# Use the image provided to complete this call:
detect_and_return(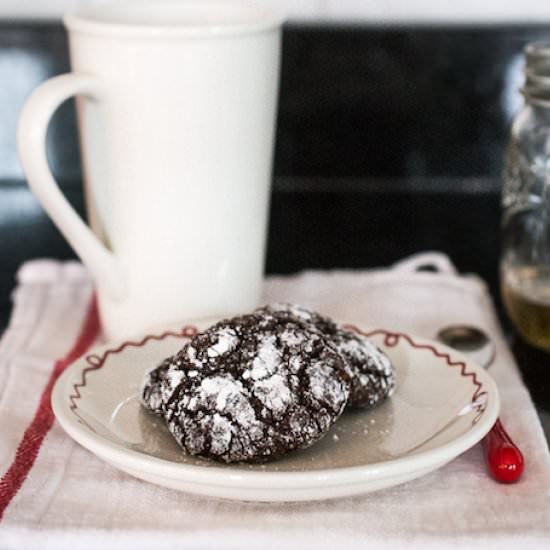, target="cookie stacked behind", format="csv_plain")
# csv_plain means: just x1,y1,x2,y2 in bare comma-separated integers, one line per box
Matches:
255,304,395,409
142,304,395,464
